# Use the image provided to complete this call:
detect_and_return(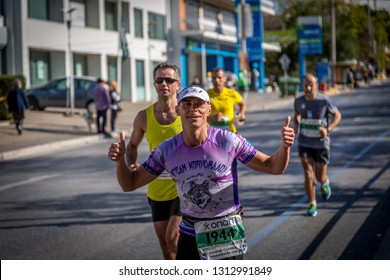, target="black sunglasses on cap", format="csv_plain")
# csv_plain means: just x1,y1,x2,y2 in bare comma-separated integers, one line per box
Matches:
154,77,178,84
